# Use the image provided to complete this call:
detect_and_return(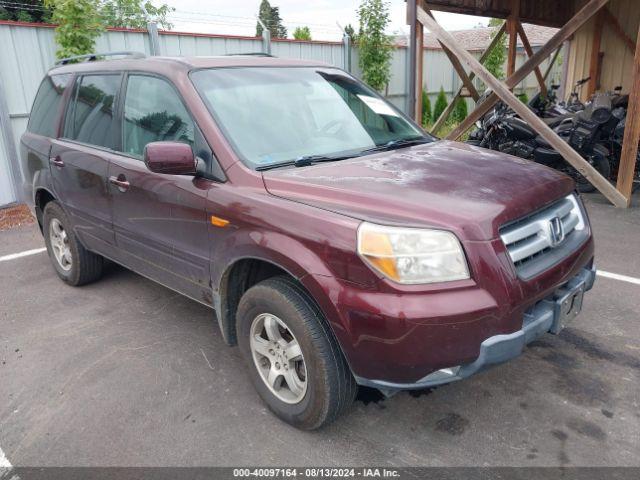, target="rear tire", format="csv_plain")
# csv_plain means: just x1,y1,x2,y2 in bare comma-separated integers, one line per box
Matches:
576,155,611,193
237,276,357,430
43,201,103,286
